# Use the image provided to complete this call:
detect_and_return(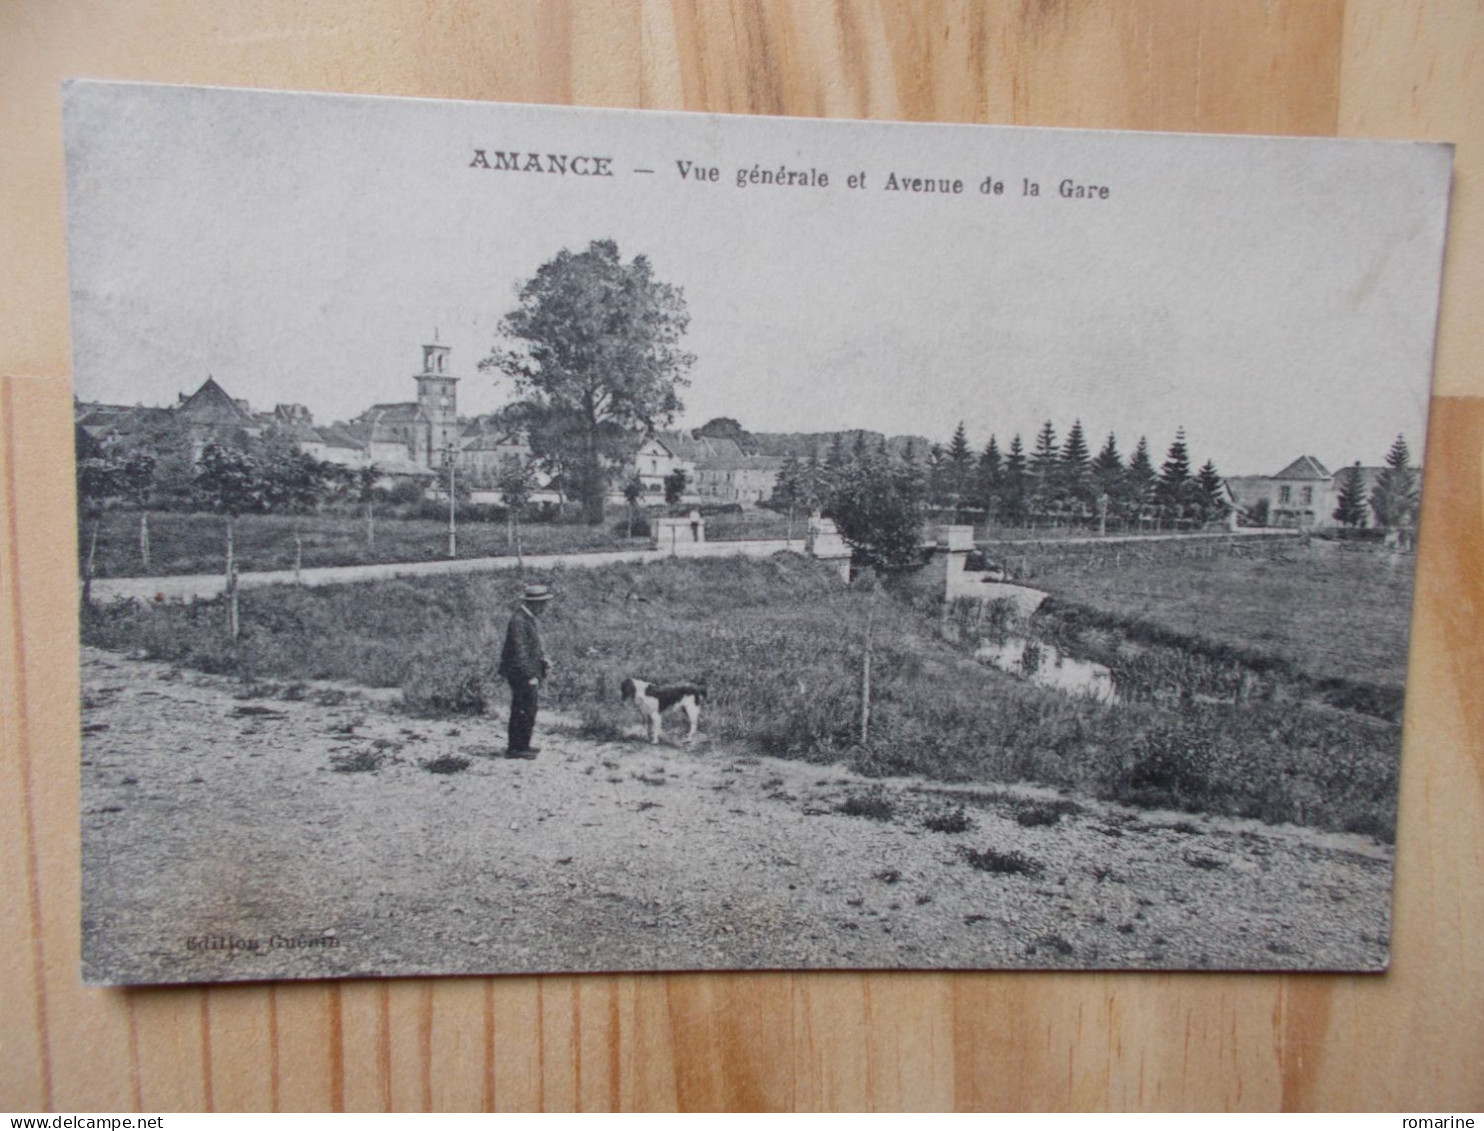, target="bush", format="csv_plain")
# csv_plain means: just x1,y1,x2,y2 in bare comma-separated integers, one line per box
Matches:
611,514,652,539
575,702,631,743
420,755,471,774
1119,728,1222,809
382,478,433,506
923,806,973,833
960,847,1043,876
330,748,384,773
1014,799,1082,827
411,499,507,524
838,789,895,821
400,646,494,717
826,460,926,572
